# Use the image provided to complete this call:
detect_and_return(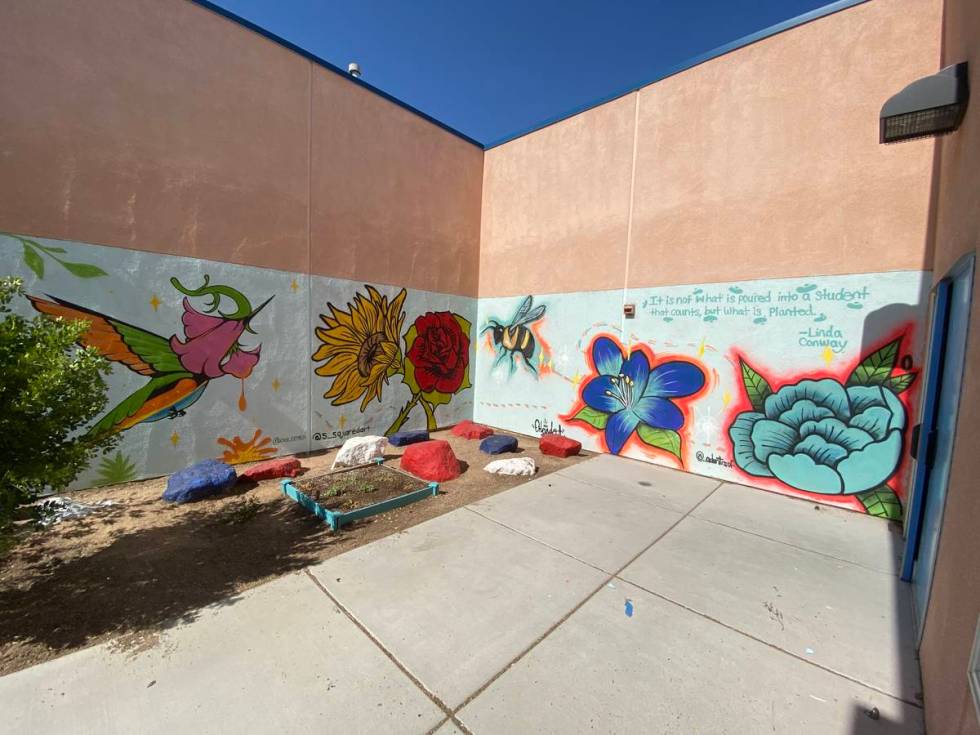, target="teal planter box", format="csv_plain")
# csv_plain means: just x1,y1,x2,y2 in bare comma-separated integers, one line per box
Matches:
280,464,437,532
